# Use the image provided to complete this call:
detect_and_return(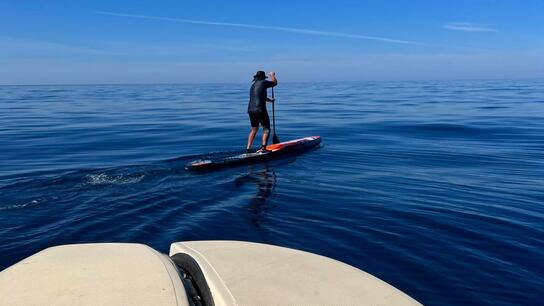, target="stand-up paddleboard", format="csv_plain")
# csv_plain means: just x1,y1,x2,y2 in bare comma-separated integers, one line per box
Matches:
186,136,321,171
